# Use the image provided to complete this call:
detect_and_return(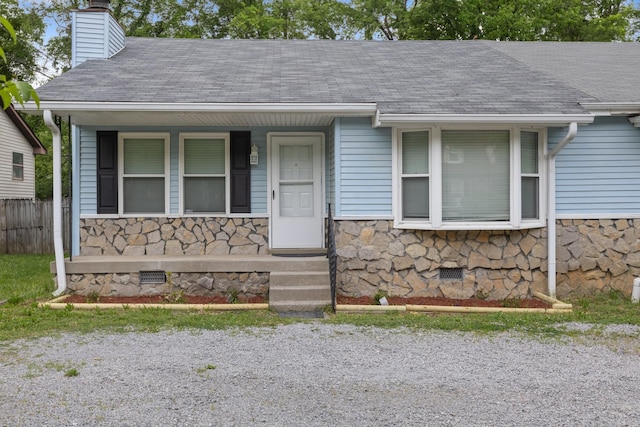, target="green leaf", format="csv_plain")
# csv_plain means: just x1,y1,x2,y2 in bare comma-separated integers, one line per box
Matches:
1,91,11,109
0,16,17,43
